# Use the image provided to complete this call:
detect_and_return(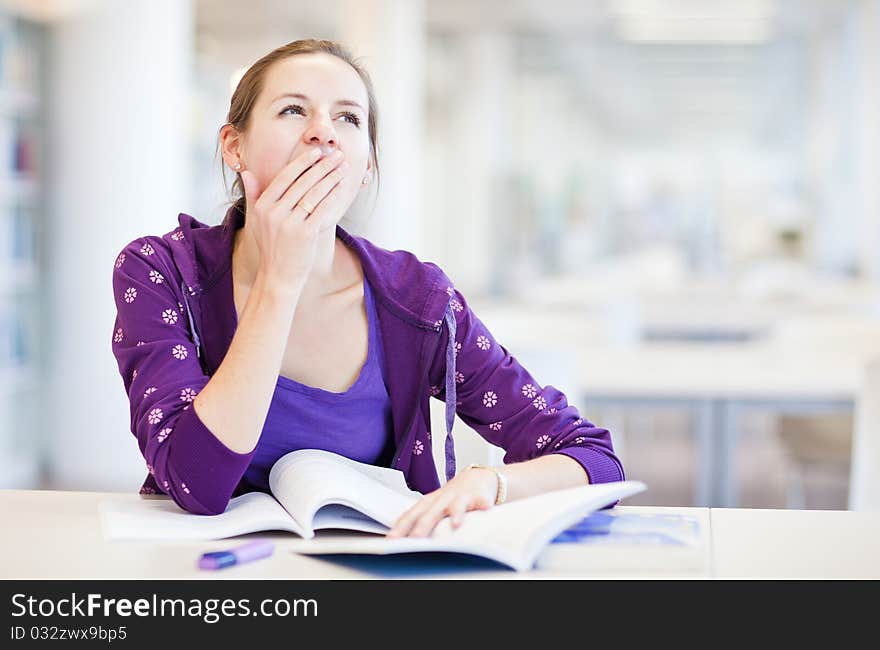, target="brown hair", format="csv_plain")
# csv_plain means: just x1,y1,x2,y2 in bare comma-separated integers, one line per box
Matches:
217,39,380,227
